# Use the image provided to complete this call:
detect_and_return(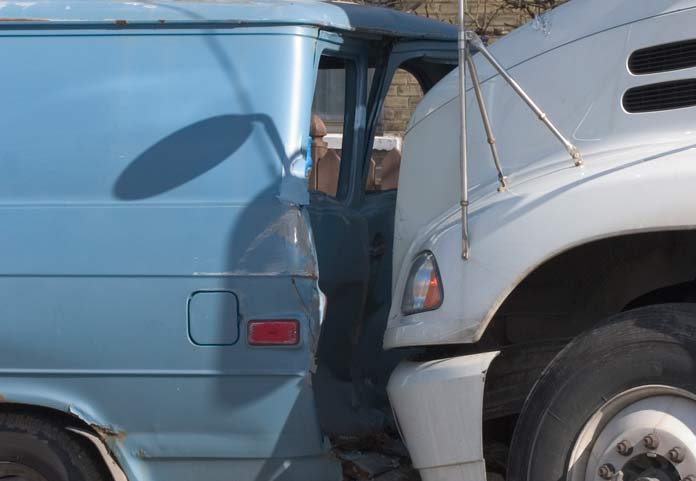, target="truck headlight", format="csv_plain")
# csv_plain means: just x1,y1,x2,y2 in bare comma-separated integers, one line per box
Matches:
401,251,443,315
